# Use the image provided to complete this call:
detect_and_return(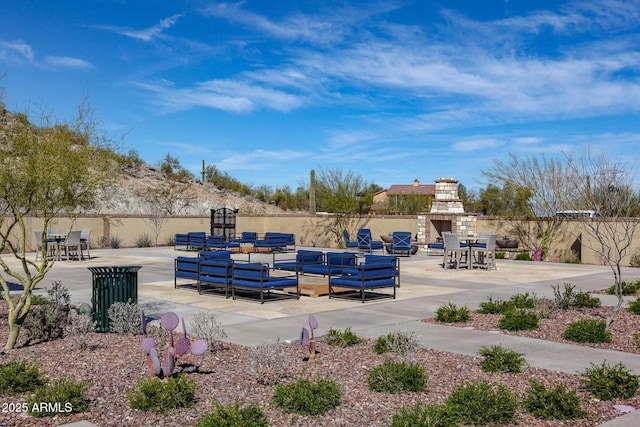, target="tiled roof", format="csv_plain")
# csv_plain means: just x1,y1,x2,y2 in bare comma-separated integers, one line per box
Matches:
387,184,435,196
